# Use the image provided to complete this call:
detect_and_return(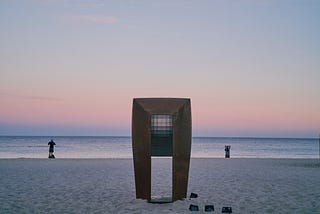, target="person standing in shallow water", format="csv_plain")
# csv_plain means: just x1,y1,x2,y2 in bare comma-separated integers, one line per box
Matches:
48,139,56,158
